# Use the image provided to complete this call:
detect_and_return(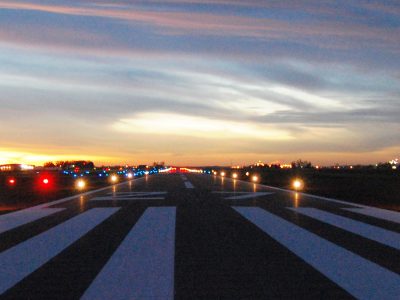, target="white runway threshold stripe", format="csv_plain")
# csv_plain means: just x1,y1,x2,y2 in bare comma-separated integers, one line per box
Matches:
0,208,64,235
92,197,165,201
82,207,176,300
224,192,274,200
106,192,167,196
343,207,400,224
289,207,400,250
234,207,400,300
0,207,120,295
